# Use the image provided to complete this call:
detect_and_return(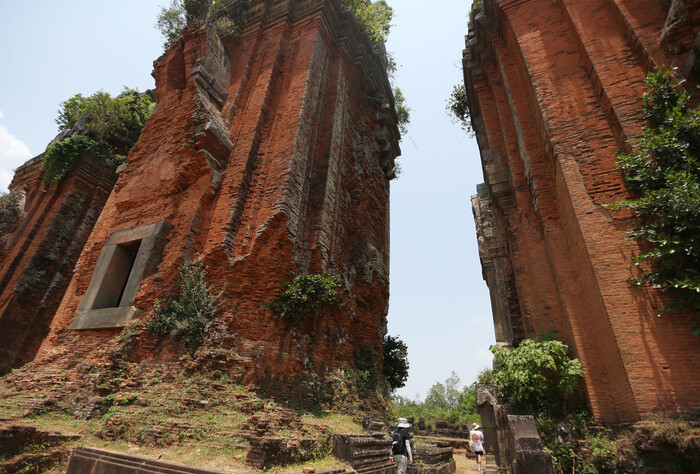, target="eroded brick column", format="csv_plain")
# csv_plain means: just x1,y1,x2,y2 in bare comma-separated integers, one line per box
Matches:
466,0,700,422
39,0,400,393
